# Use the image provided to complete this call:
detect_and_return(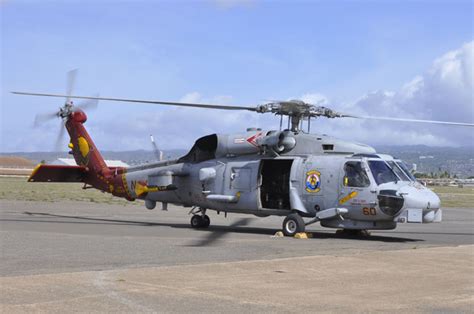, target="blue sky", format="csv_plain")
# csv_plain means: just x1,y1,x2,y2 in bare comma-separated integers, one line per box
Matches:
1,0,473,152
